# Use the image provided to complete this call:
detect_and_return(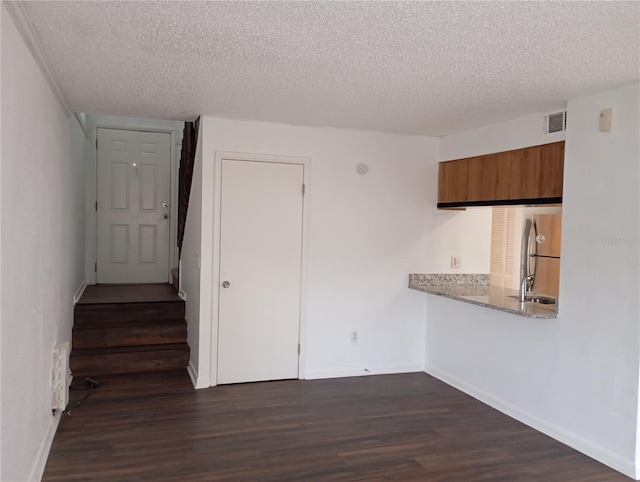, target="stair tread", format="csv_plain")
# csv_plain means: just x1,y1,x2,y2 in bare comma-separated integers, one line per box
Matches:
71,343,189,356
74,302,184,312
76,299,184,307
74,301,185,325
73,318,187,328
78,283,181,304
